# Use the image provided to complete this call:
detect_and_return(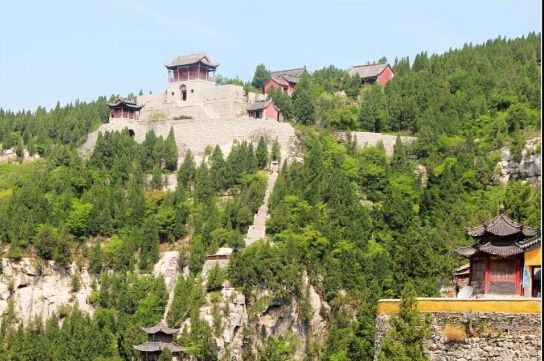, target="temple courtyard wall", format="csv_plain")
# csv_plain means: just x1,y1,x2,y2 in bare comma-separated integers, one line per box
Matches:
374,298,542,361
81,117,295,164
